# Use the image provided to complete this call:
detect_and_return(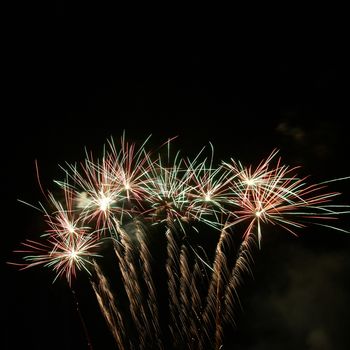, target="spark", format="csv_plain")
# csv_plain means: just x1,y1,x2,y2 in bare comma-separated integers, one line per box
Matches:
13,232,102,286
142,151,193,229
12,137,350,291
40,191,90,240
186,143,234,229
10,135,350,350
204,193,212,202
97,192,114,212
226,150,350,246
